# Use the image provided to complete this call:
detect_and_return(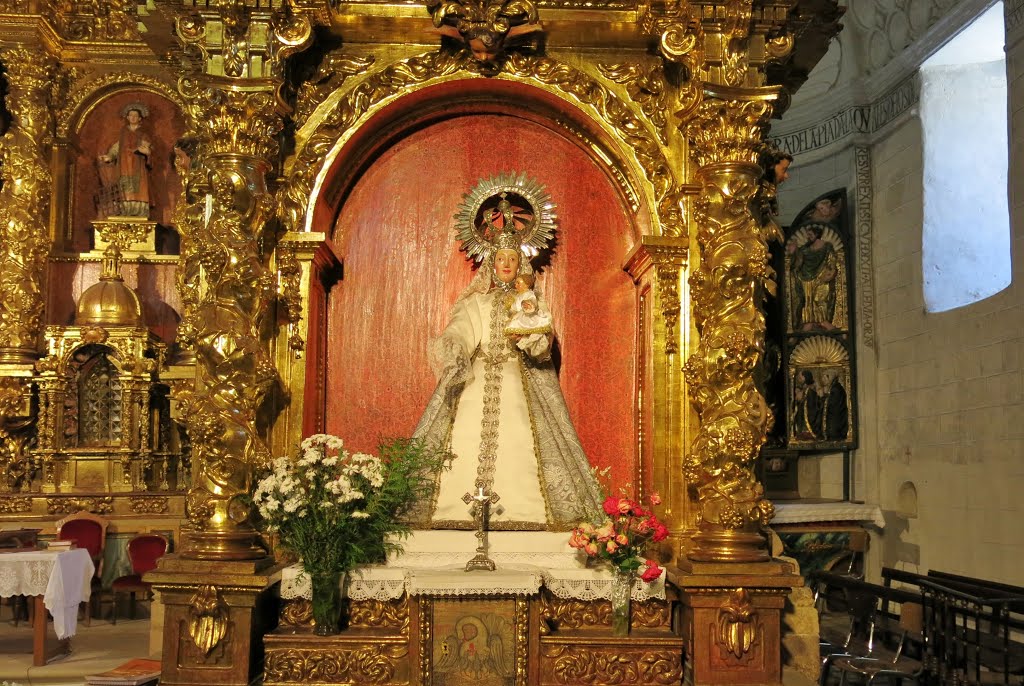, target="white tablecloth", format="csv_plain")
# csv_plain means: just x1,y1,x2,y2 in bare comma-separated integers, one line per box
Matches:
772,502,885,528
0,548,95,639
